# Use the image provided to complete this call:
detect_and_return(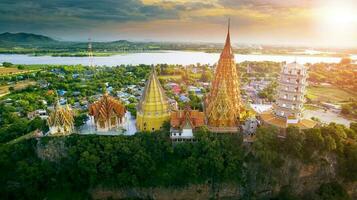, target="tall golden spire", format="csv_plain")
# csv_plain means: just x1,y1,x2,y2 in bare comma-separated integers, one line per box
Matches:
136,67,171,132
221,18,233,59
205,19,243,133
